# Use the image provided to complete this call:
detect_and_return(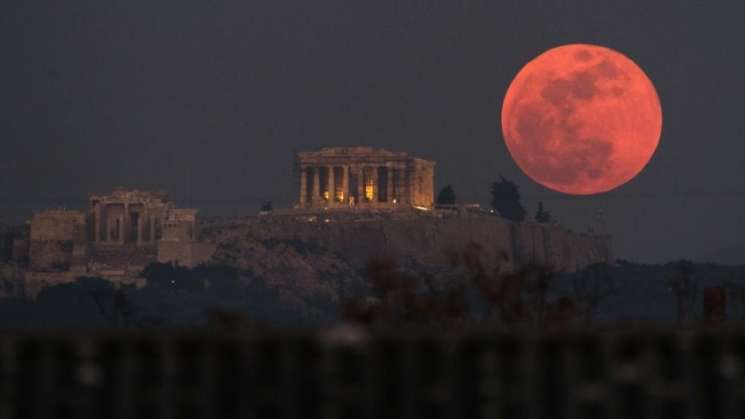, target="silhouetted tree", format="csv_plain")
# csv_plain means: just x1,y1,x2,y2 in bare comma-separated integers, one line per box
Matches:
33,278,126,328
666,260,698,323
341,243,577,329
436,185,456,205
490,176,526,221
534,201,553,223
724,268,745,320
572,263,616,324
260,201,273,212
77,277,134,327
